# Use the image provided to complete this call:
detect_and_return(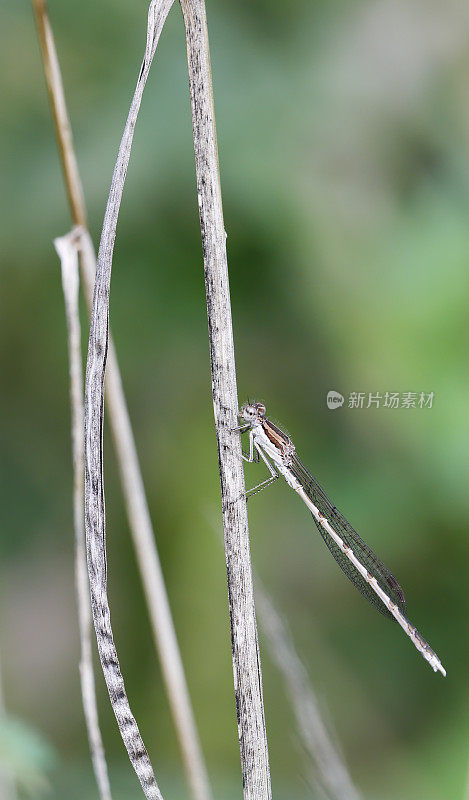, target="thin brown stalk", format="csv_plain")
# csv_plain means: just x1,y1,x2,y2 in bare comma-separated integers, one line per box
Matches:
33,3,212,799
55,230,112,800
32,0,86,227
80,229,212,800
180,2,272,798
